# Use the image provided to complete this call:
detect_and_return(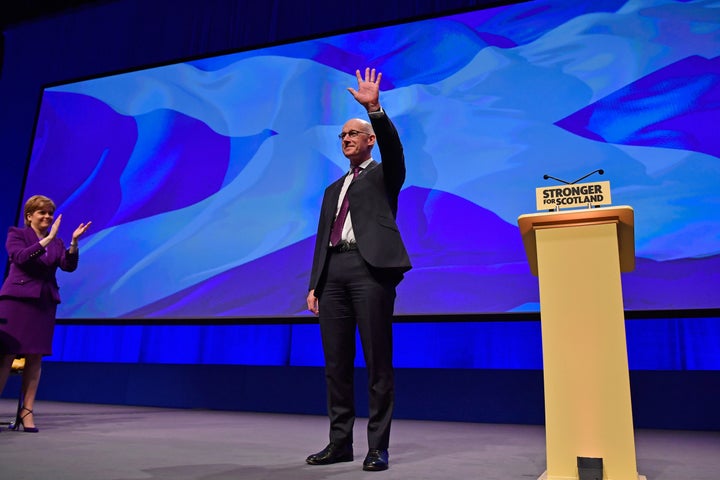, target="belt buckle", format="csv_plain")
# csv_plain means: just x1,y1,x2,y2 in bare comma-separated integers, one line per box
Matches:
335,241,355,252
